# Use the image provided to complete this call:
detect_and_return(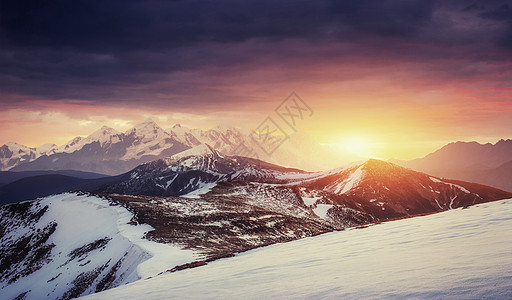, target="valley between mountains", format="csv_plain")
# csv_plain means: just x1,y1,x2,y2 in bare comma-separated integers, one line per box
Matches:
1,141,511,300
